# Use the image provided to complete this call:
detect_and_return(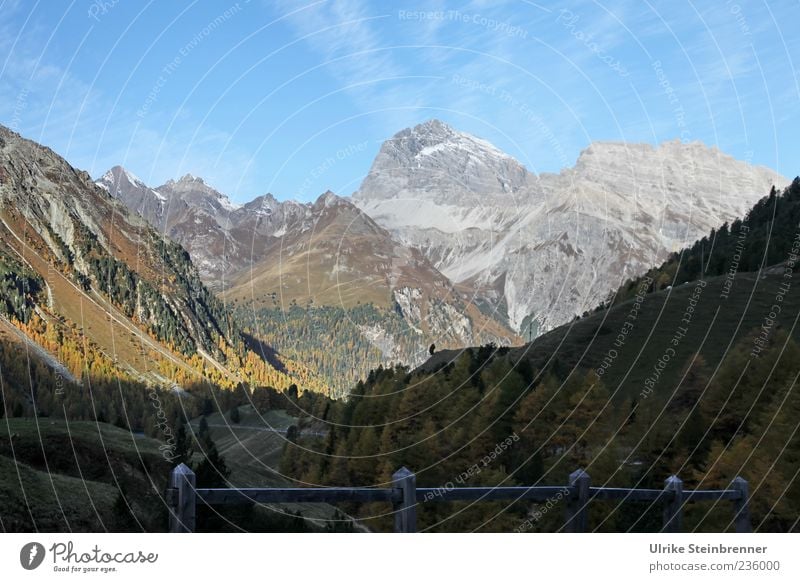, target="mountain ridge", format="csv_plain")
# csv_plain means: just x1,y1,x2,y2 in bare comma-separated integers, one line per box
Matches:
95,119,786,390
353,119,788,334
0,124,328,393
